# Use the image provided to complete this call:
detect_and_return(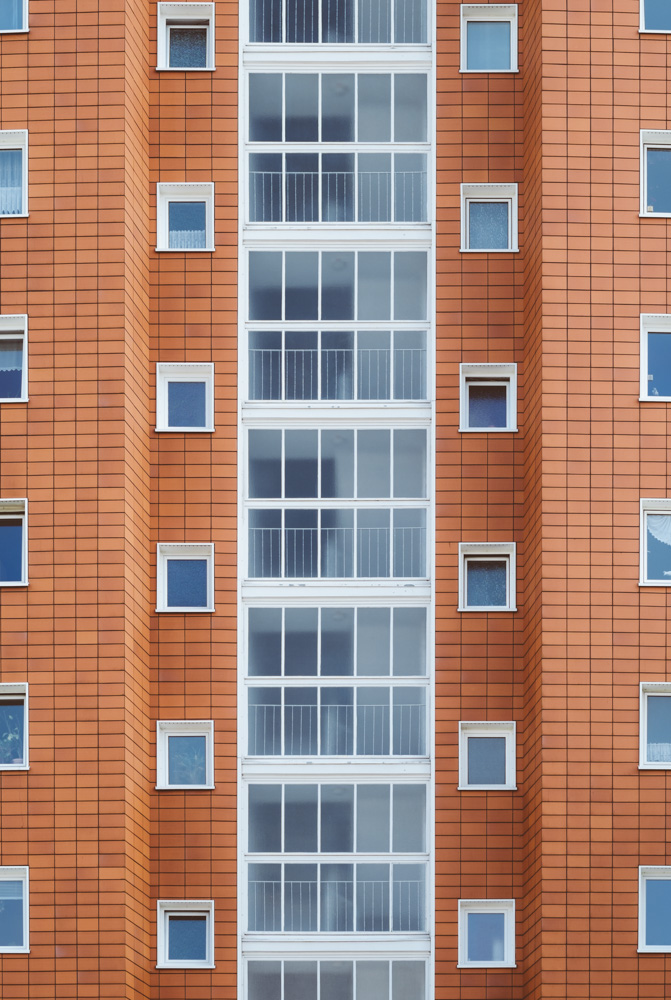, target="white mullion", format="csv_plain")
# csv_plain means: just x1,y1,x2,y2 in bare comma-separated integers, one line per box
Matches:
354,75,359,141
281,606,286,676
389,330,395,401
389,250,394,323
280,685,286,758
316,685,322,757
